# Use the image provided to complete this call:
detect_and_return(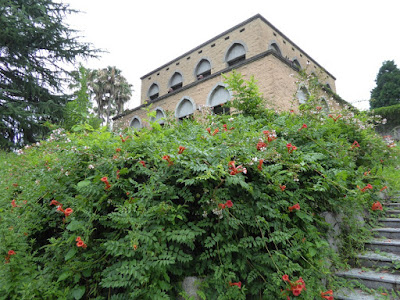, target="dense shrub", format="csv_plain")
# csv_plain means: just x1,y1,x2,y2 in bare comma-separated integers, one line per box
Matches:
1,102,398,299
